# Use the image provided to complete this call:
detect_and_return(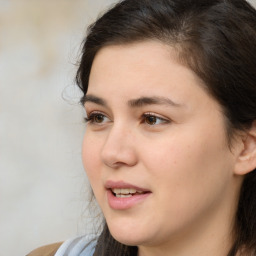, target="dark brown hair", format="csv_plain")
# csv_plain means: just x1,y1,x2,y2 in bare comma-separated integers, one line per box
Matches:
76,0,256,255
